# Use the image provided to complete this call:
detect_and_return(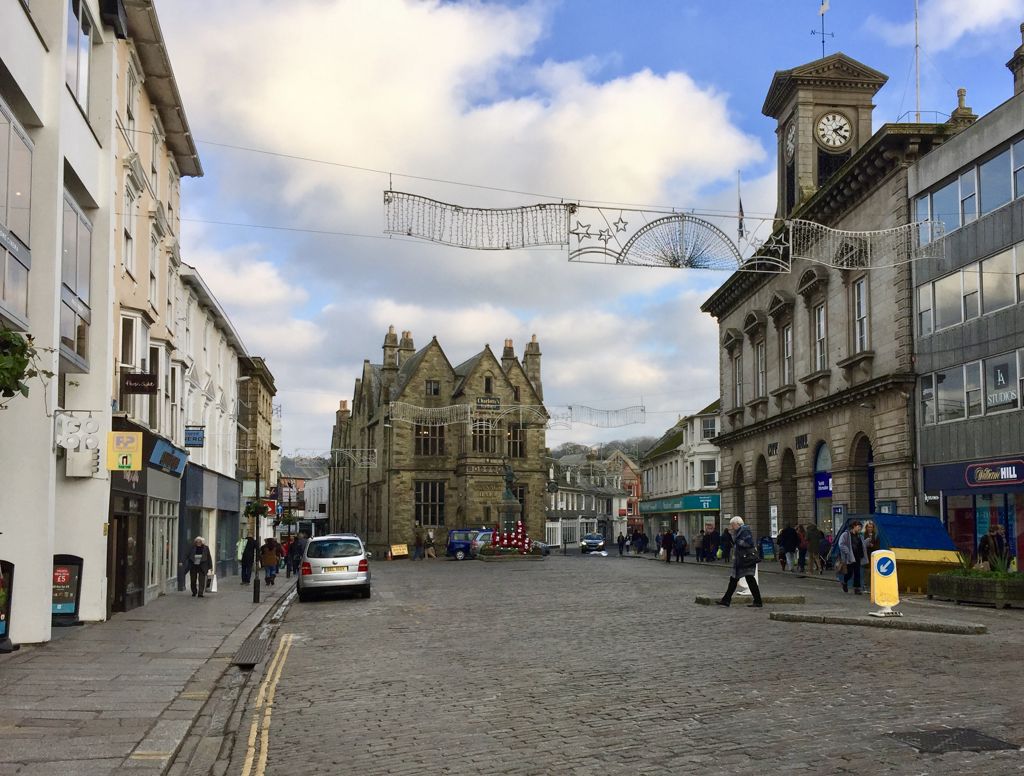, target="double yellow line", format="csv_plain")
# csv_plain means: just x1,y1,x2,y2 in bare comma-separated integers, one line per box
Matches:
240,632,294,776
